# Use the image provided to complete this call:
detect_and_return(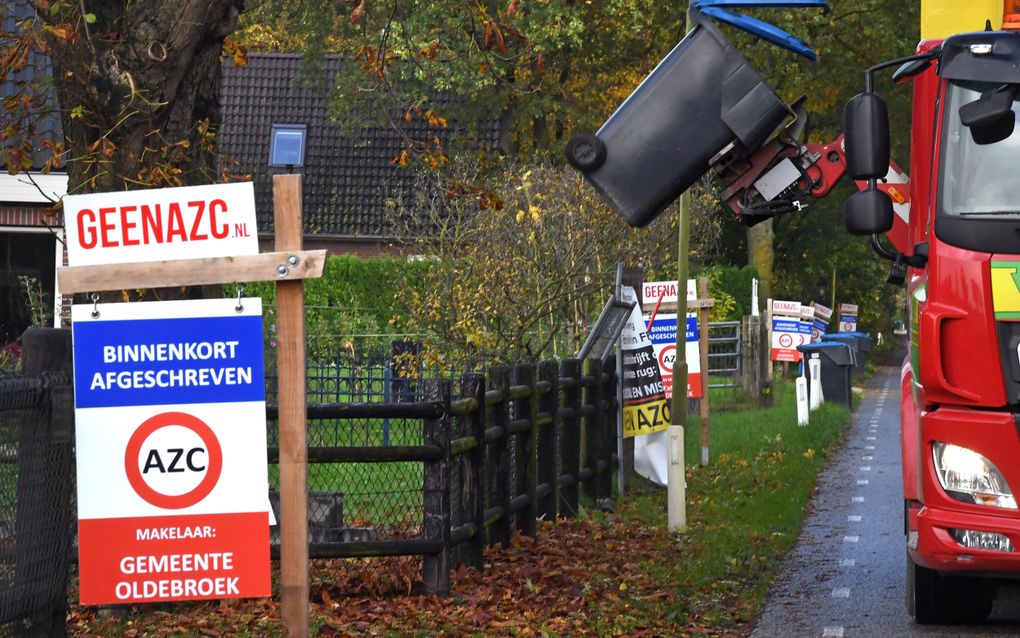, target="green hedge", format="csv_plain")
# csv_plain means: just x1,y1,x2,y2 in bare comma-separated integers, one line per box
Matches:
233,254,430,359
